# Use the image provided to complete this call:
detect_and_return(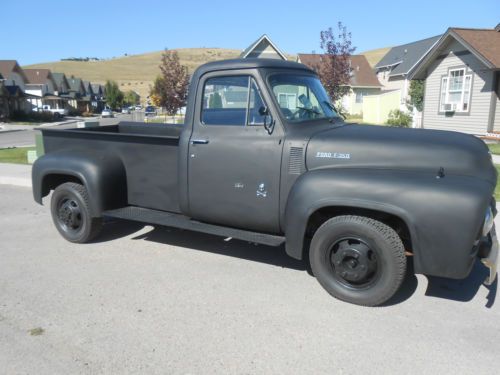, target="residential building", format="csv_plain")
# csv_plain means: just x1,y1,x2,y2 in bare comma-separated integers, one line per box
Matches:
411,25,500,135
0,60,31,113
52,72,70,96
375,36,440,107
23,69,57,109
297,54,382,115
240,34,288,60
67,77,89,112
0,77,9,119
